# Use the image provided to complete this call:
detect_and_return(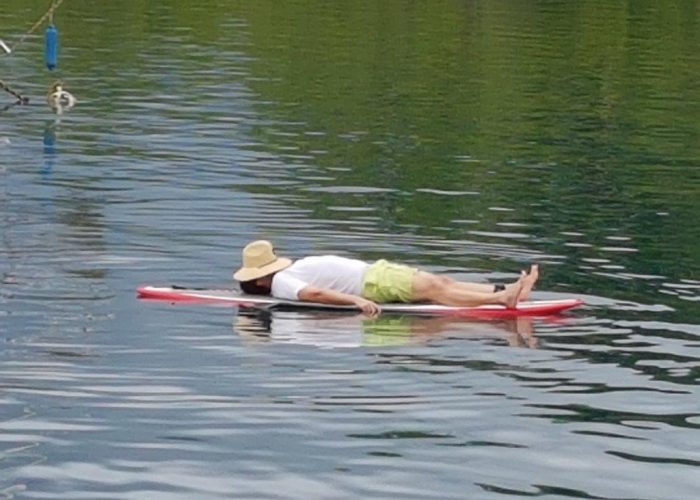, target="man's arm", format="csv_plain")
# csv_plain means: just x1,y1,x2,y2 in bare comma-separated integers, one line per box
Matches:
298,285,381,316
